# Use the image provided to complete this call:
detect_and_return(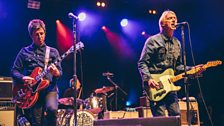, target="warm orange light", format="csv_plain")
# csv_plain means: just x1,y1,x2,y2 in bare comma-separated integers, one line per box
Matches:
148,9,157,15
96,2,101,6
152,10,157,14
101,2,106,7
